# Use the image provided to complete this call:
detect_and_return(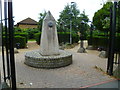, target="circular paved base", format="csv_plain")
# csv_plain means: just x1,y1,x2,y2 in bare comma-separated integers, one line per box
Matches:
24,50,72,69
